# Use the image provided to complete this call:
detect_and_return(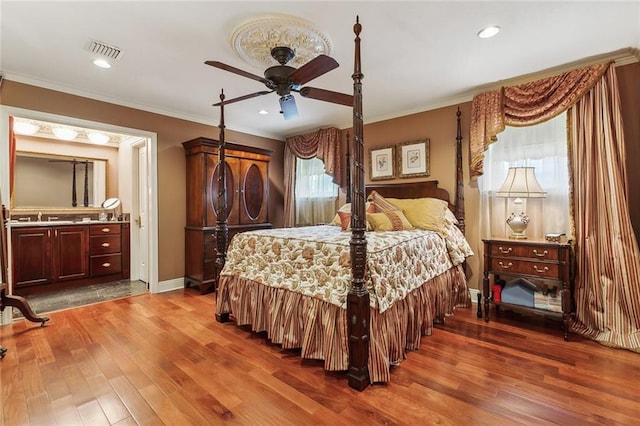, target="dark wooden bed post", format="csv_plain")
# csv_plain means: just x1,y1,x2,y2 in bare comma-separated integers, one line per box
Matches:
455,107,465,235
345,132,351,204
214,90,229,322
347,16,370,391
